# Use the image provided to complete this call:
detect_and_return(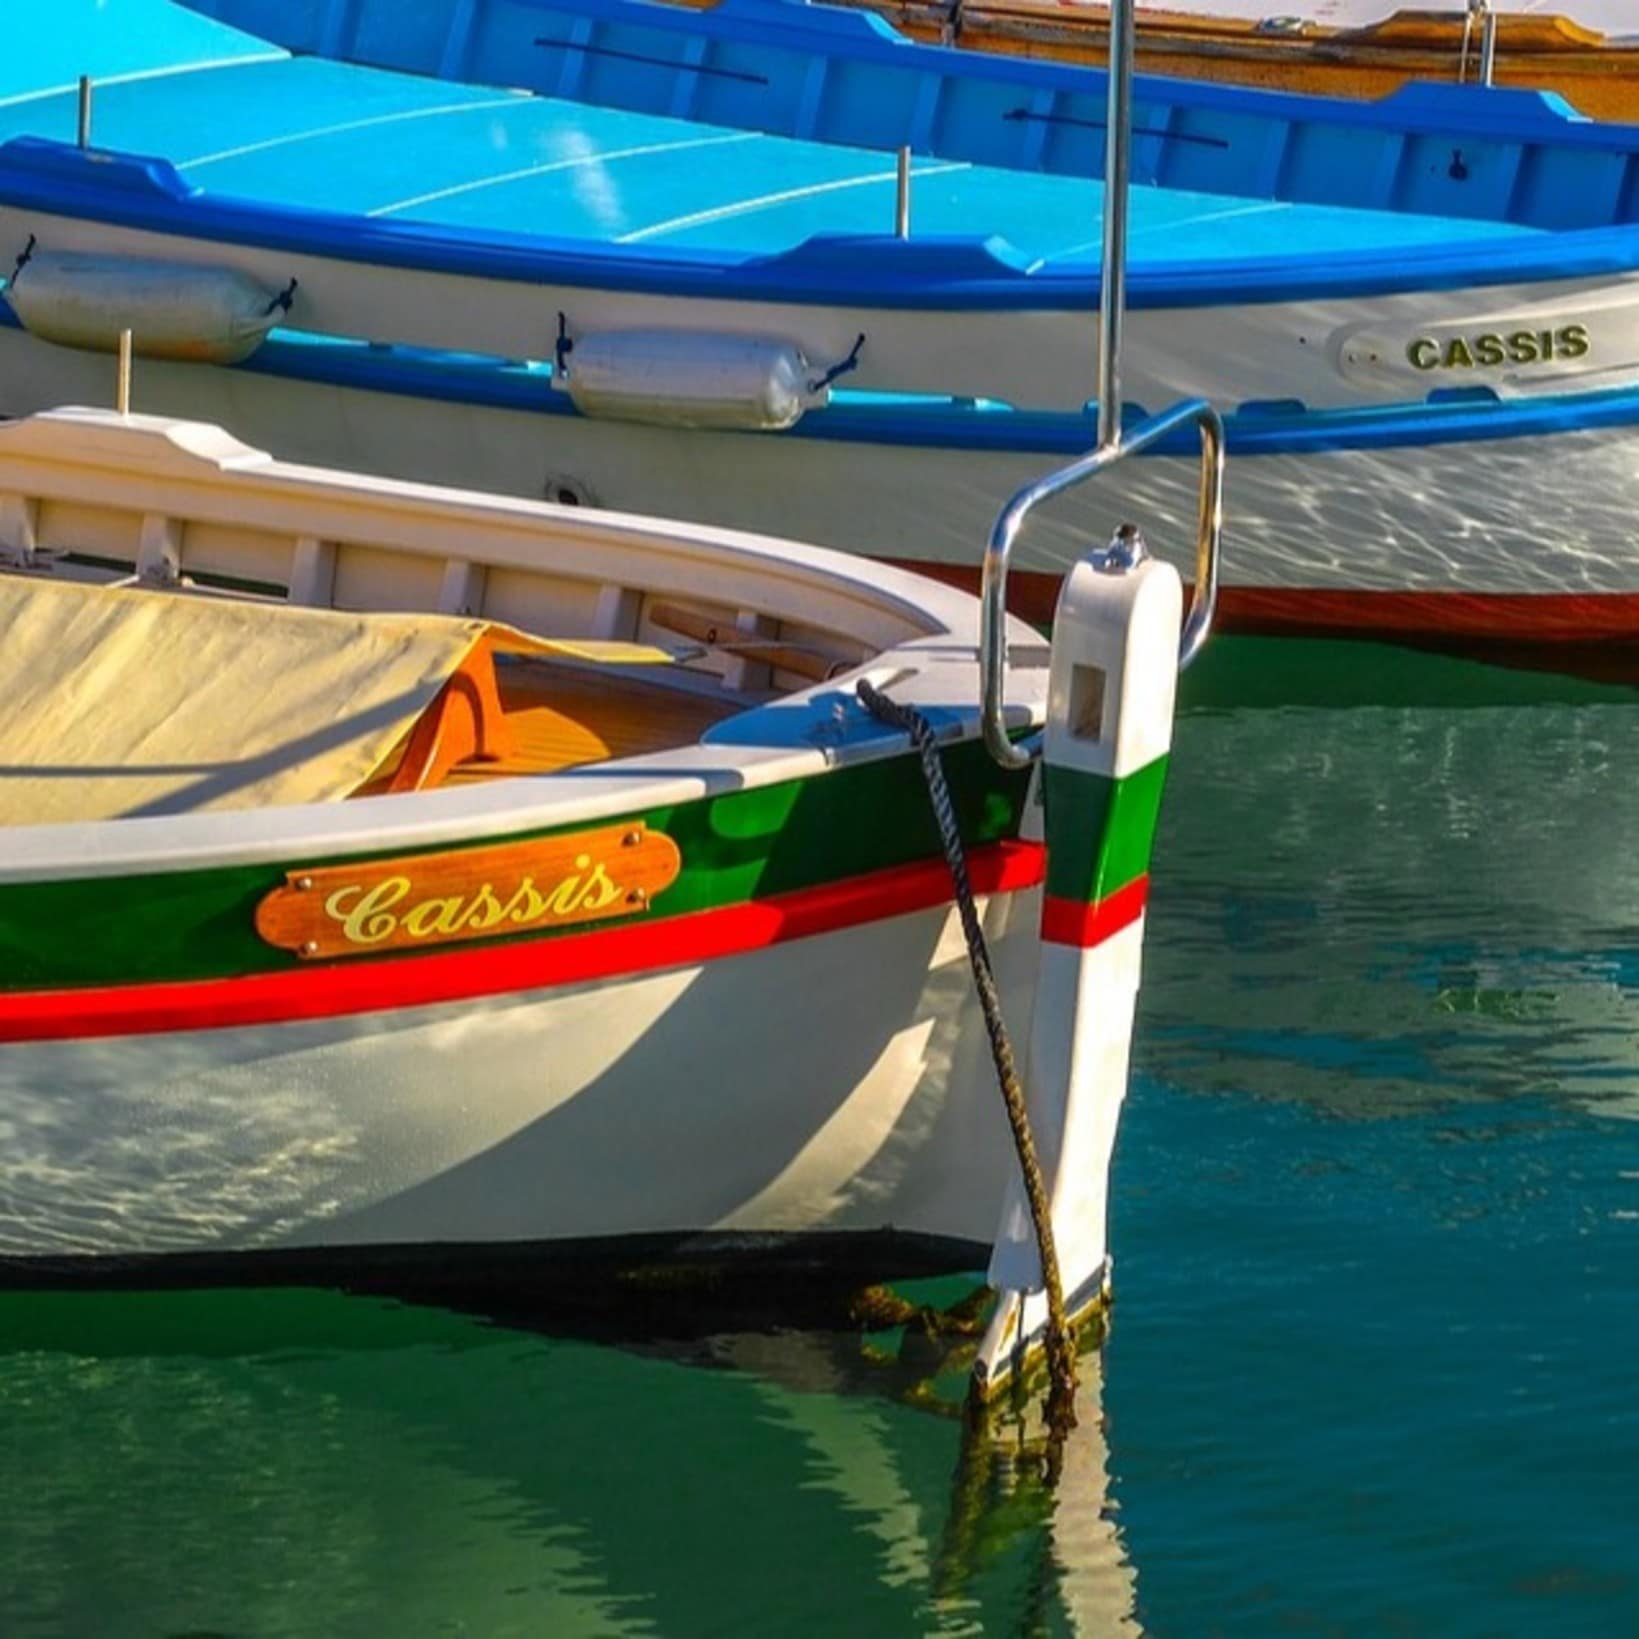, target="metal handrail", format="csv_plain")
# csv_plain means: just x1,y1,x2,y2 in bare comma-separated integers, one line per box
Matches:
1459,0,1497,88
978,397,1225,770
